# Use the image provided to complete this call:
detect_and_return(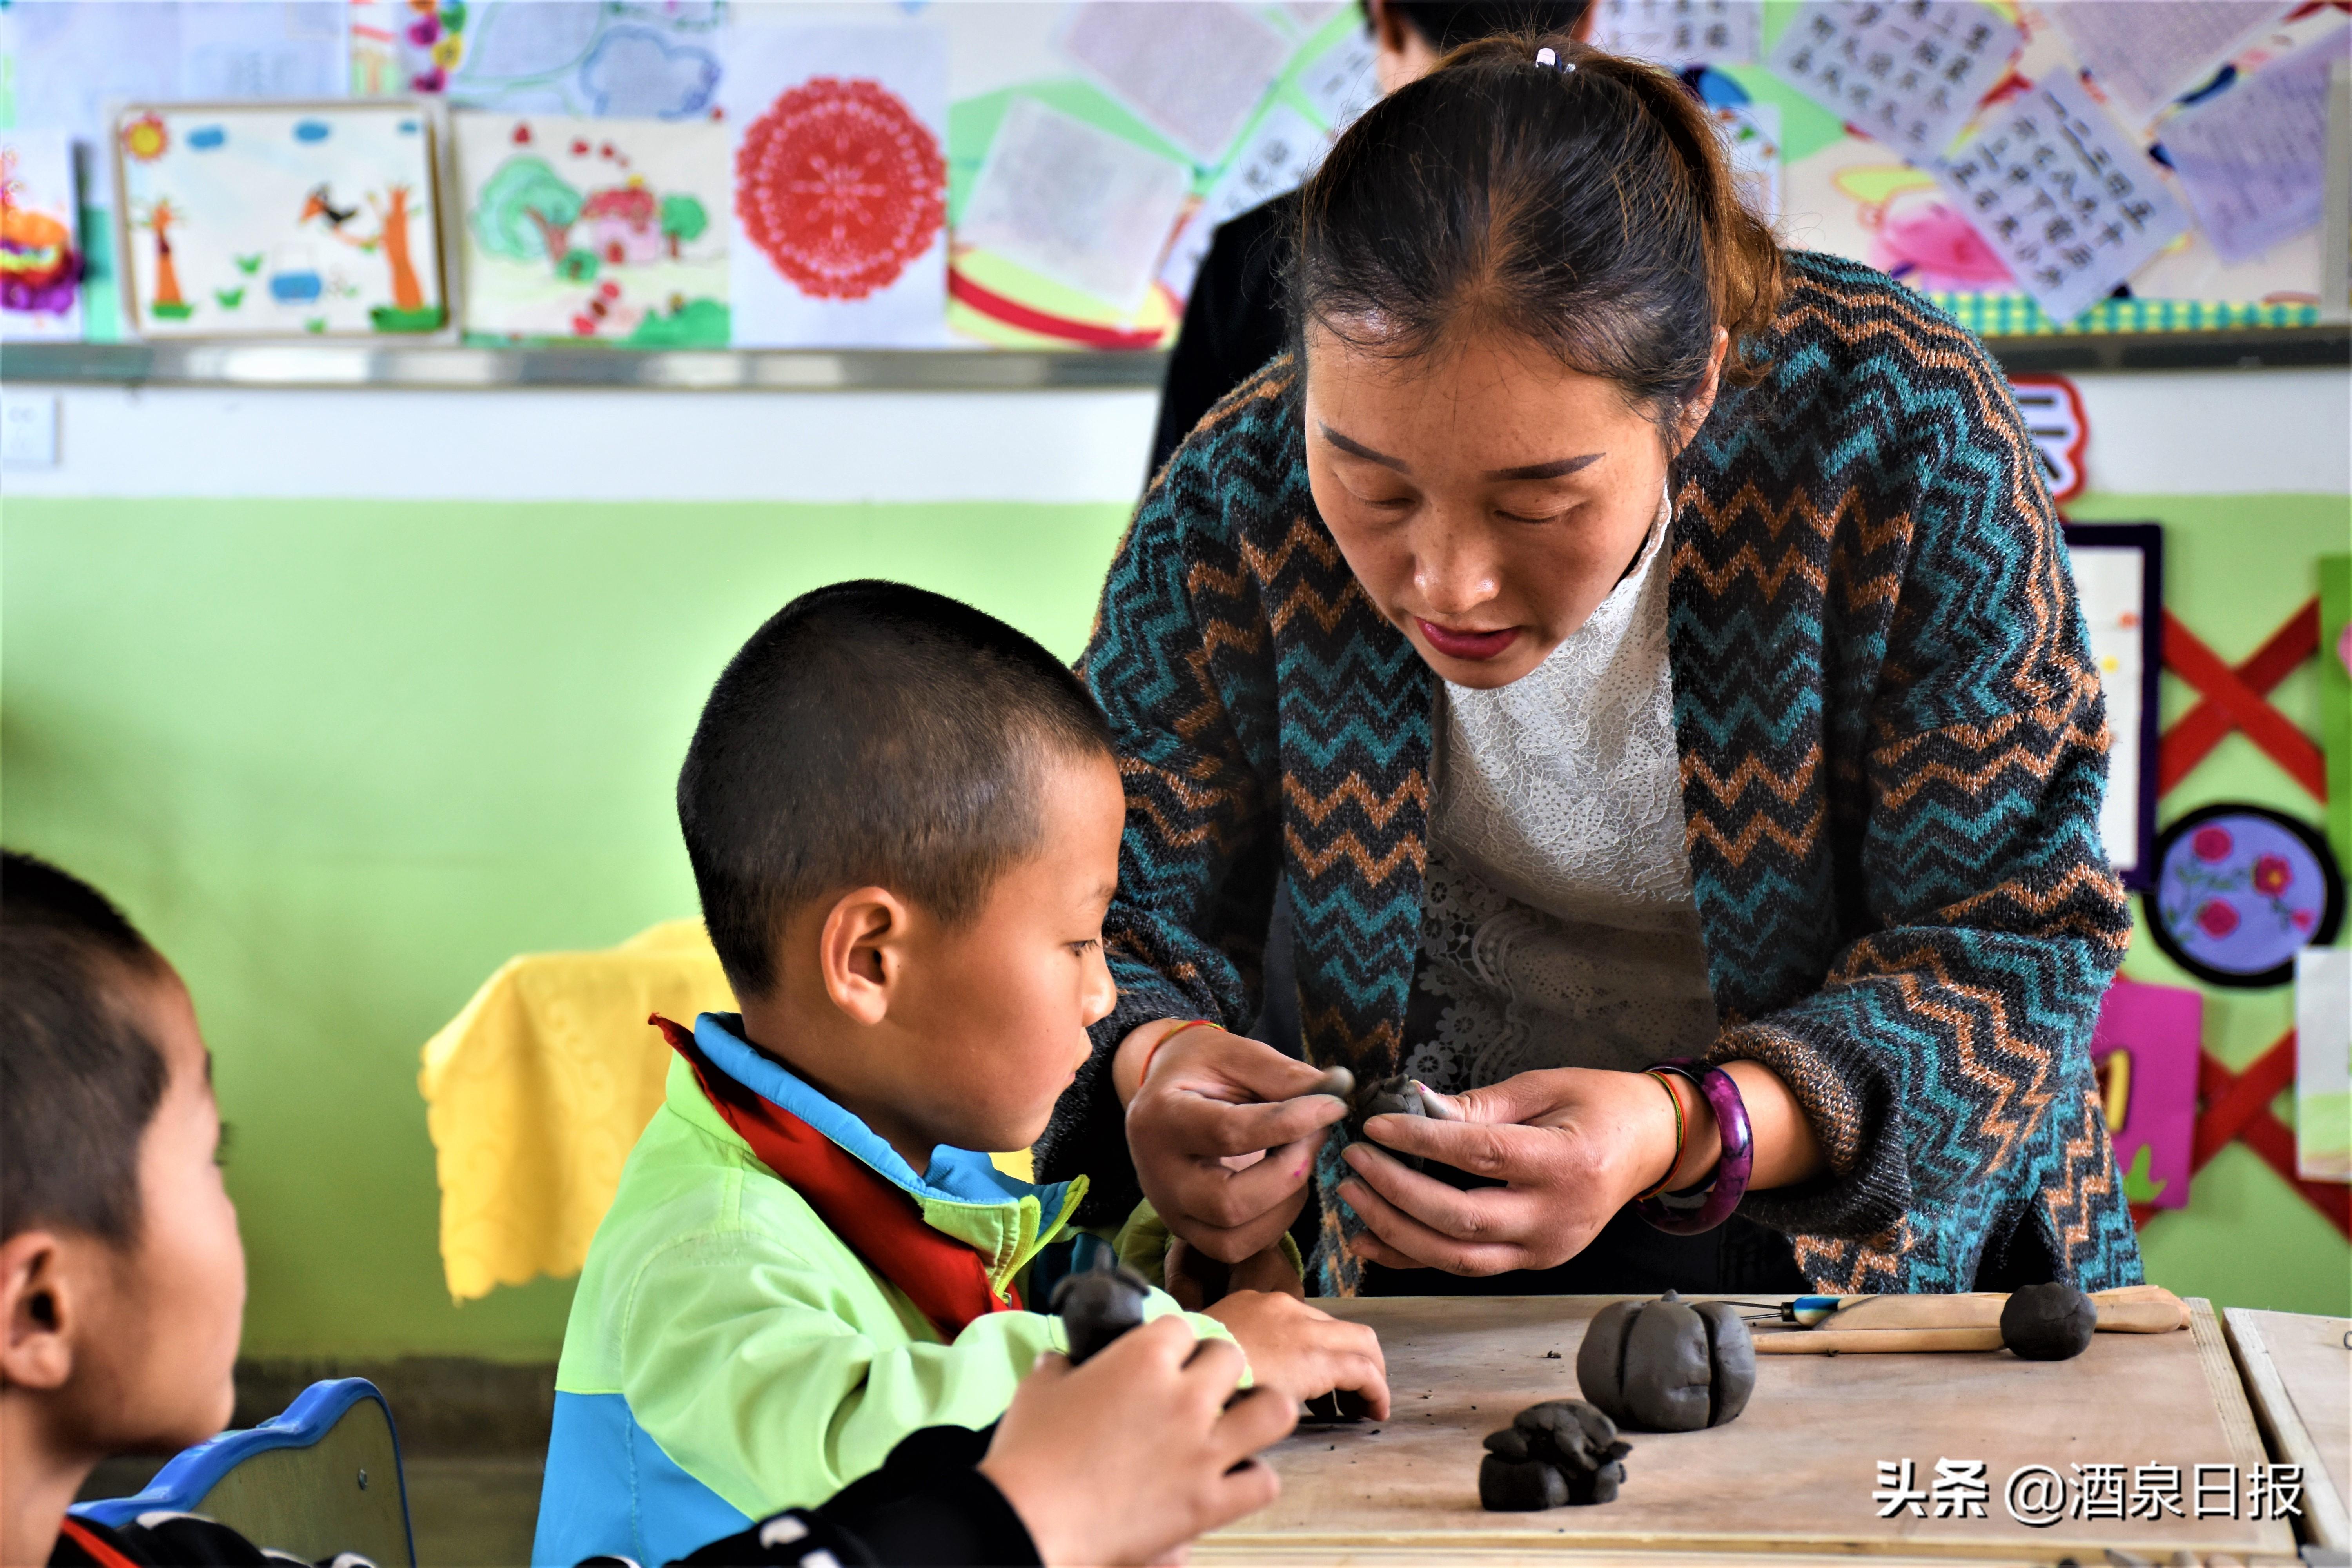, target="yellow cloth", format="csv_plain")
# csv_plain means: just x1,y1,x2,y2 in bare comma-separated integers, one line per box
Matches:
417,919,1040,1301
419,920,734,1301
